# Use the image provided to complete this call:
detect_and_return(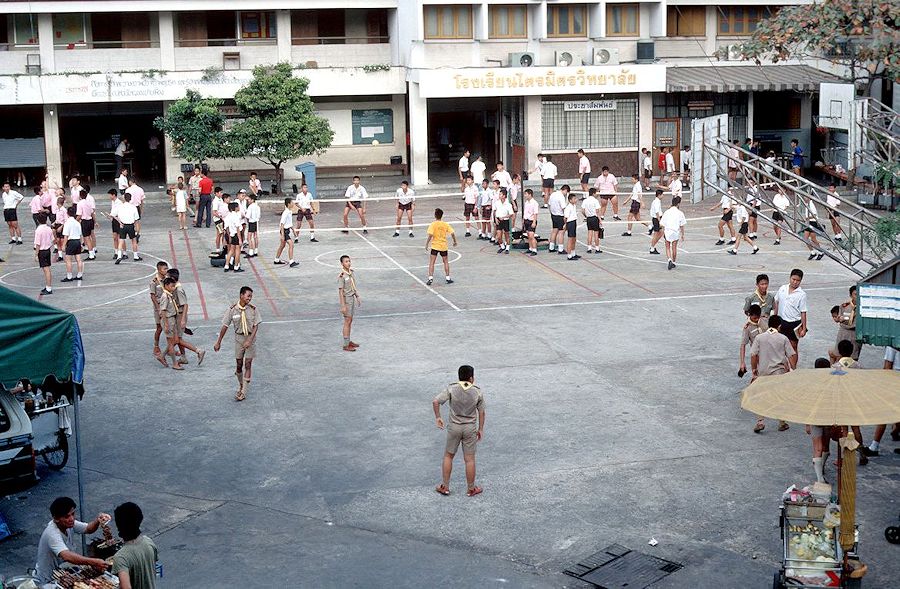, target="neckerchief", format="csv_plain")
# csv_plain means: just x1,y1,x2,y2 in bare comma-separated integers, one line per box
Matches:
754,289,768,305
236,302,250,335
767,327,778,334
